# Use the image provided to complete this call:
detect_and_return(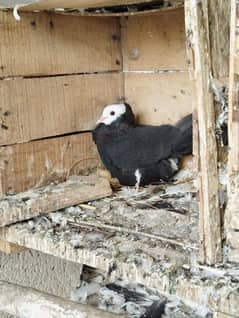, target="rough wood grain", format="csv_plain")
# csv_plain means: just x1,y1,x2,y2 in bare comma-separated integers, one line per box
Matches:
184,0,221,264
0,73,123,146
0,281,122,318
0,11,121,77
0,132,99,196
225,1,239,262
122,8,188,71
208,1,230,80
0,175,112,227
0,240,25,254
124,72,193,125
